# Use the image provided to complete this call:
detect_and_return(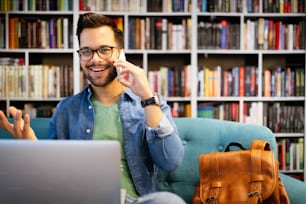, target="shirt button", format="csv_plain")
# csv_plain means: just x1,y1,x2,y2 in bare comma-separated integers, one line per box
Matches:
86,129,91,134
88,105,92,109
